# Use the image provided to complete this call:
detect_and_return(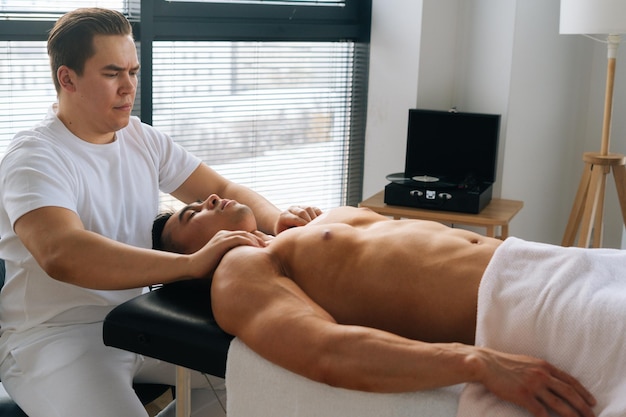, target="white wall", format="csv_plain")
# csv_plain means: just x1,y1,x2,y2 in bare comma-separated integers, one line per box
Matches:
363,0,626,247
362,0,424,186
